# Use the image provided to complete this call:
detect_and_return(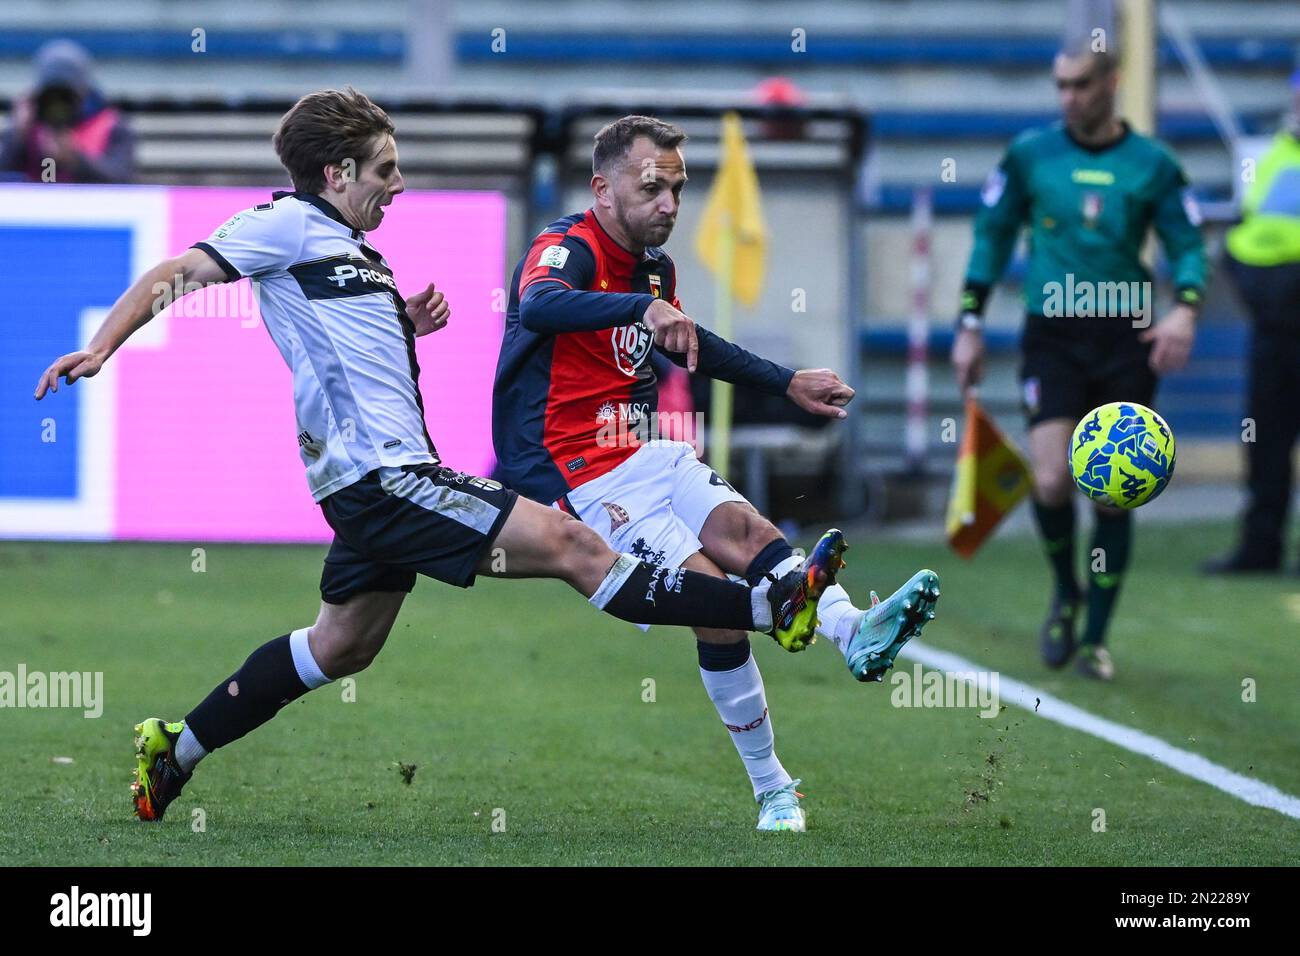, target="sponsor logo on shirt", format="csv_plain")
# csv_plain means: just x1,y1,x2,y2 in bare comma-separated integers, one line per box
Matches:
611,321,653,376
328,262,397,290
1071,168,1116,186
